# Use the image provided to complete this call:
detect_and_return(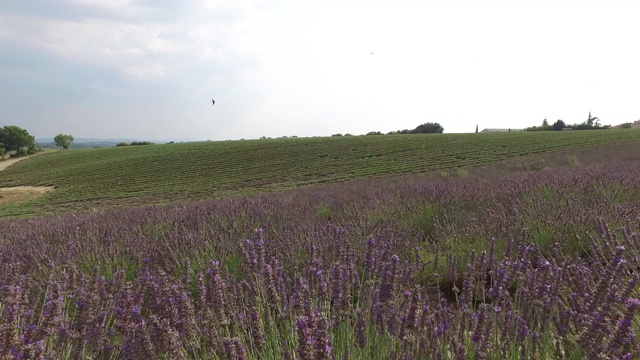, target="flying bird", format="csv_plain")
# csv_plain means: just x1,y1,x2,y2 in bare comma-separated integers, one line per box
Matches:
211,99,215,106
